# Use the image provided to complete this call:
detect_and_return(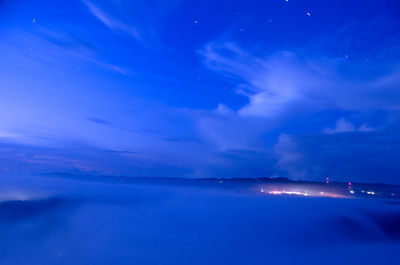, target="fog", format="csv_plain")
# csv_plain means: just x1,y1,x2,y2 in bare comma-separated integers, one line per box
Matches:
0,174,398,265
